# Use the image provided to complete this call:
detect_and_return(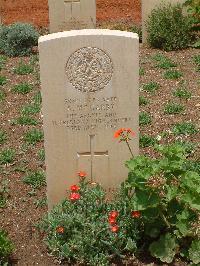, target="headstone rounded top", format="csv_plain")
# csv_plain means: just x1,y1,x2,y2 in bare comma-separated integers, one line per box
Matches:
66,47,113,93
39,29,139,43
